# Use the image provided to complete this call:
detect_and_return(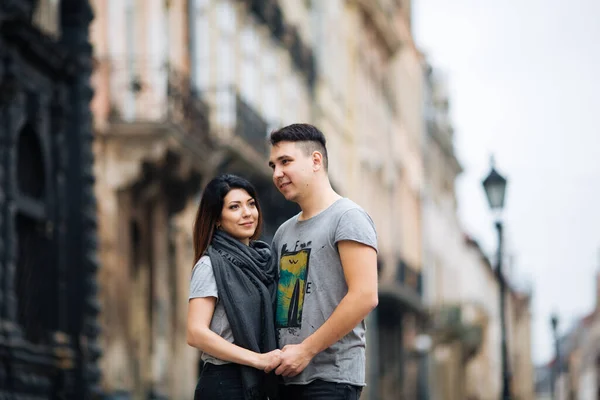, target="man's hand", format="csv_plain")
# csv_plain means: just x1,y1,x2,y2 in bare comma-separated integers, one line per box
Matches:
274,343,315,377
256,349,282,373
